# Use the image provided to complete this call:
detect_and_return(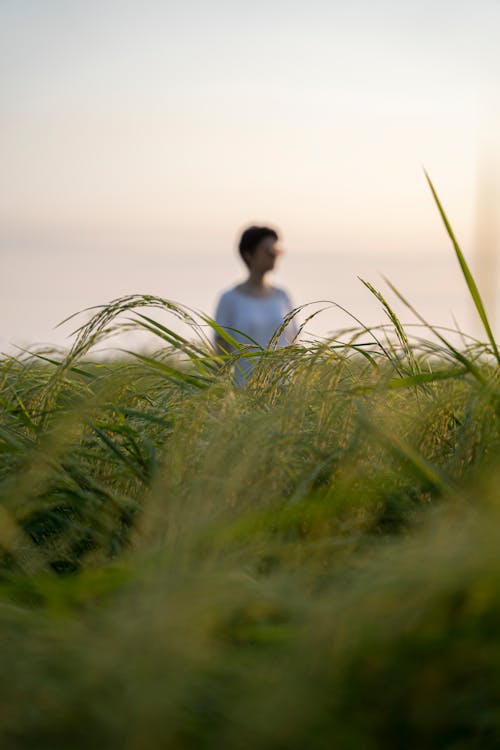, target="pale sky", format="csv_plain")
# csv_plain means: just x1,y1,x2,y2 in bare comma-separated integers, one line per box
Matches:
1,1,500,351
